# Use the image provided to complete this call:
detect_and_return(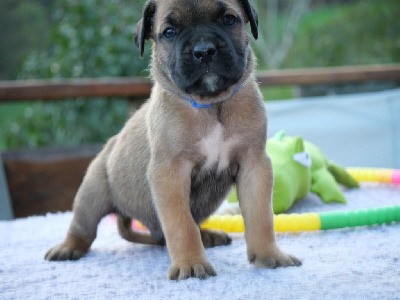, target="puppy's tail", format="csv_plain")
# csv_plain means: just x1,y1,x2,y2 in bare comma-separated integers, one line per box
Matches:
116,214,158,245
